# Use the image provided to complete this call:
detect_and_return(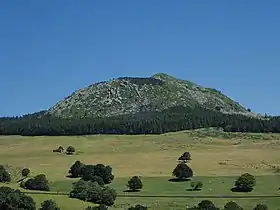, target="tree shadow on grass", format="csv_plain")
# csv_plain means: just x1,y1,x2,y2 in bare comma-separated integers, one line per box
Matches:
123,189,141,193
186,188,202,192
168,178,191,182
230,187,252,192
